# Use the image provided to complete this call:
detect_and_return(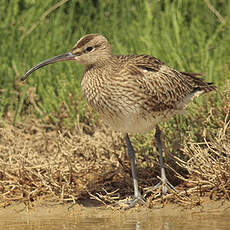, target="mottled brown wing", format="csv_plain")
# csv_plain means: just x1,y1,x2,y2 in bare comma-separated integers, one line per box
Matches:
117,55,215,112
